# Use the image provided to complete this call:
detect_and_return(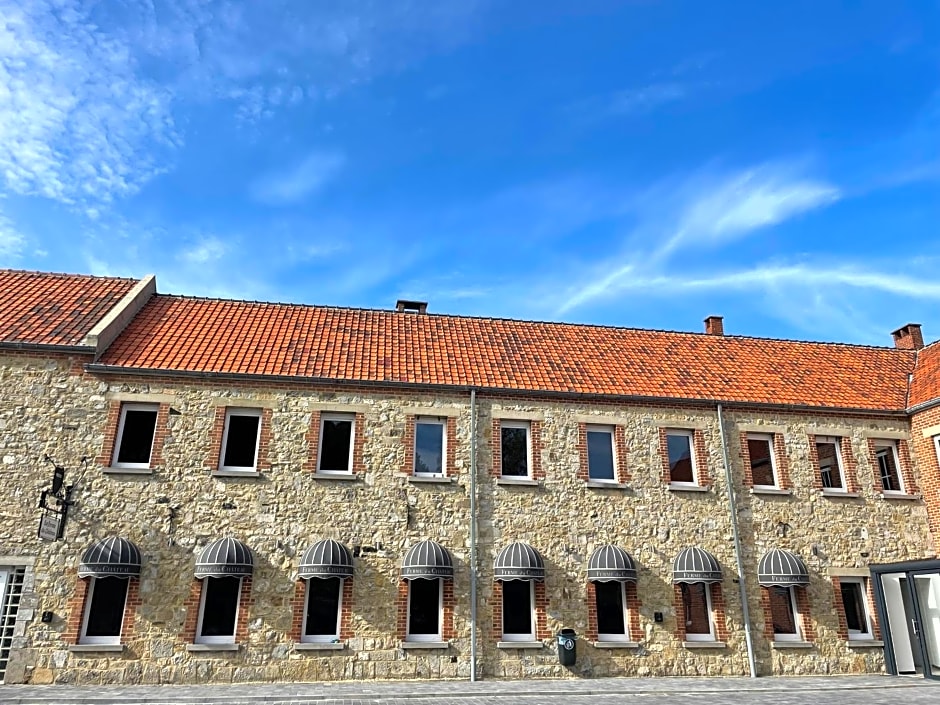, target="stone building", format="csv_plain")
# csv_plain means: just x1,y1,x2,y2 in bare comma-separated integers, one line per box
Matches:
1,268,940,686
